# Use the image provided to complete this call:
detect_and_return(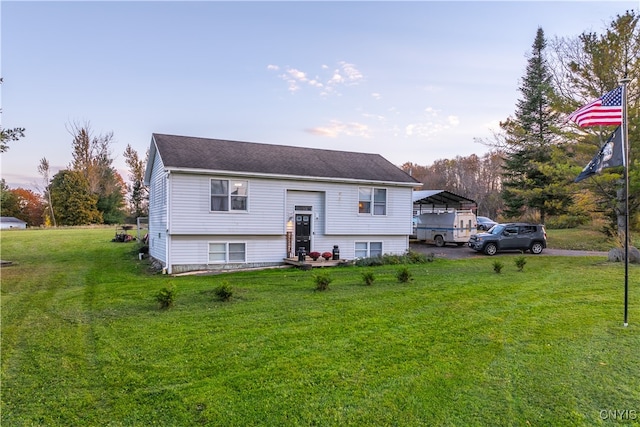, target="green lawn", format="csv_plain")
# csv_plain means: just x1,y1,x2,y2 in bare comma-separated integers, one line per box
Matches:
545,227,640,251
1,228,639,426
